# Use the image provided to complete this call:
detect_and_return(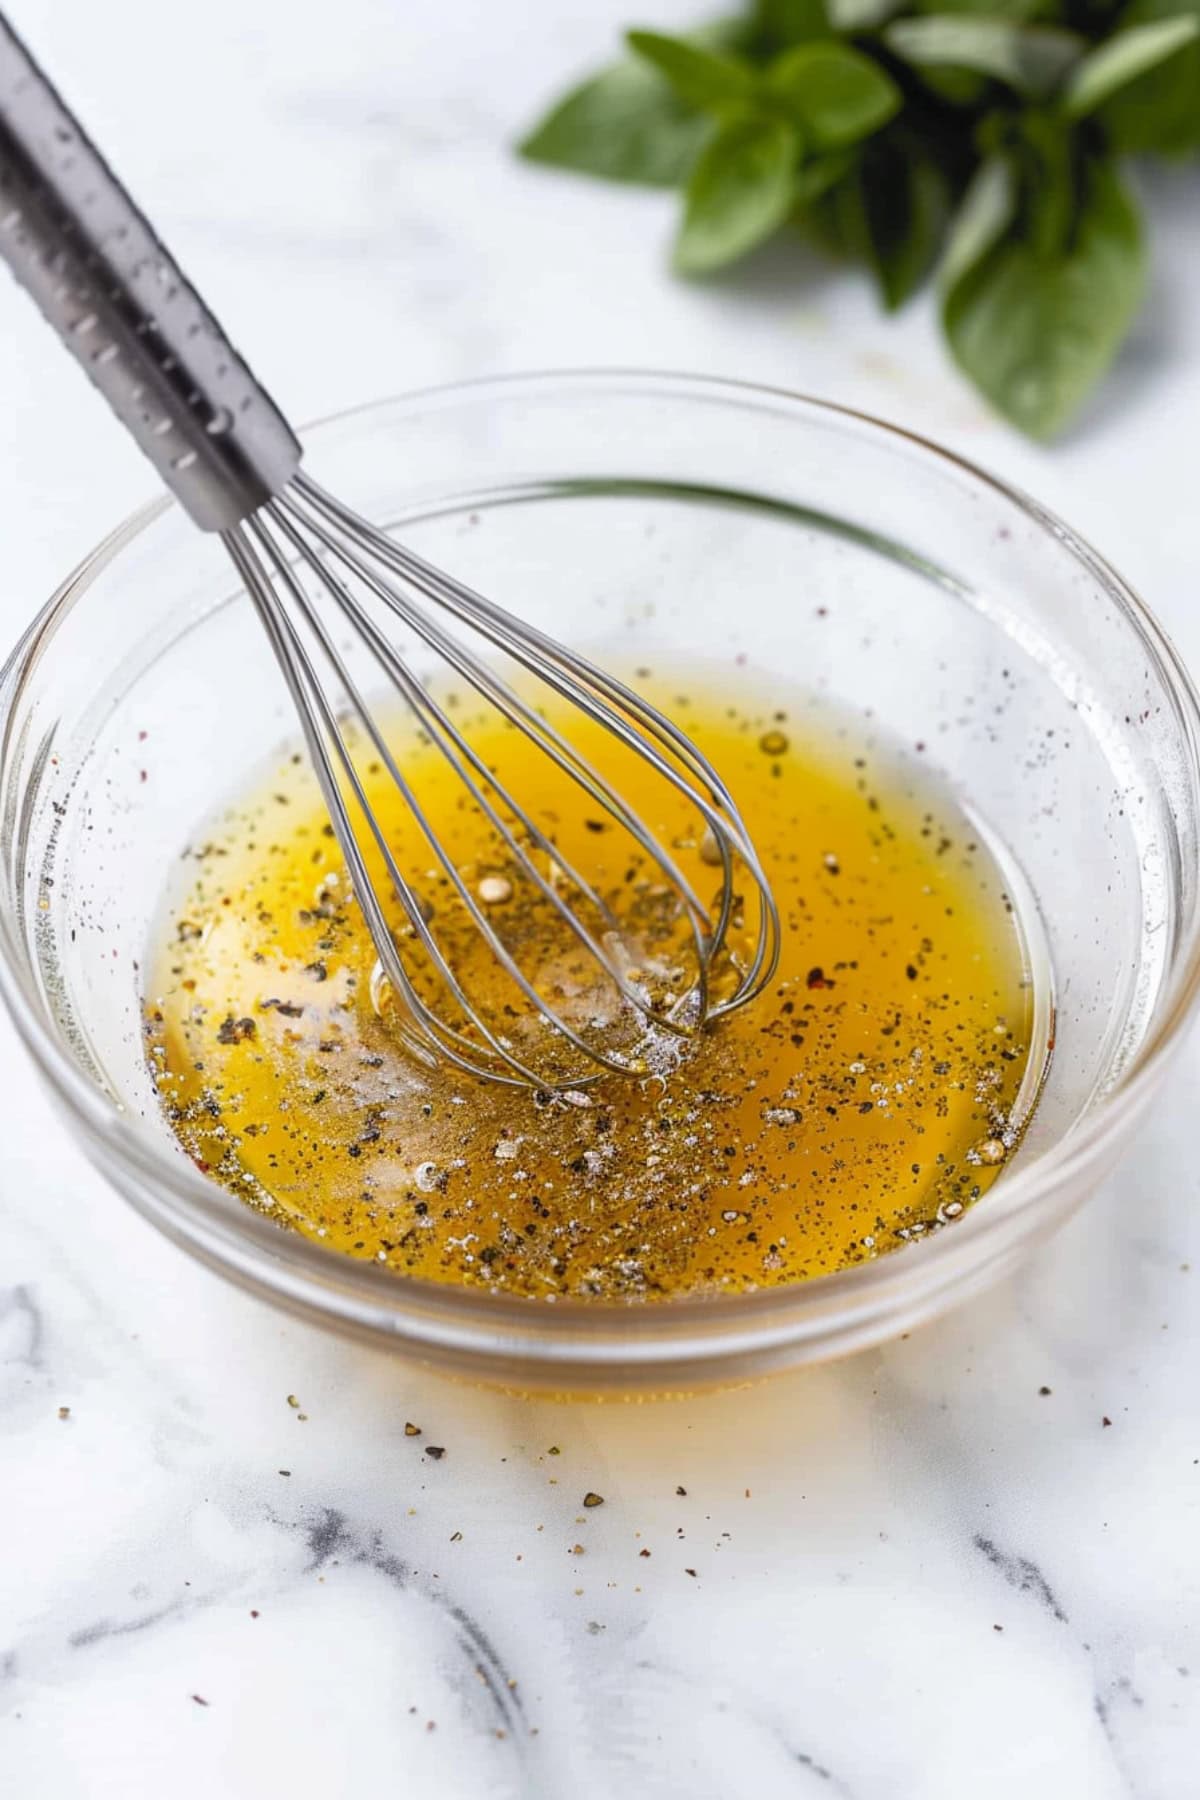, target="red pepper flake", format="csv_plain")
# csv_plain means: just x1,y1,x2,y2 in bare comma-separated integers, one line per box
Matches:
191,1694,209,1707
806,967,834,991
250,1610,260,1619
684,1568,697,1577
1102,1416,1112,1427
639,1548,651,1558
